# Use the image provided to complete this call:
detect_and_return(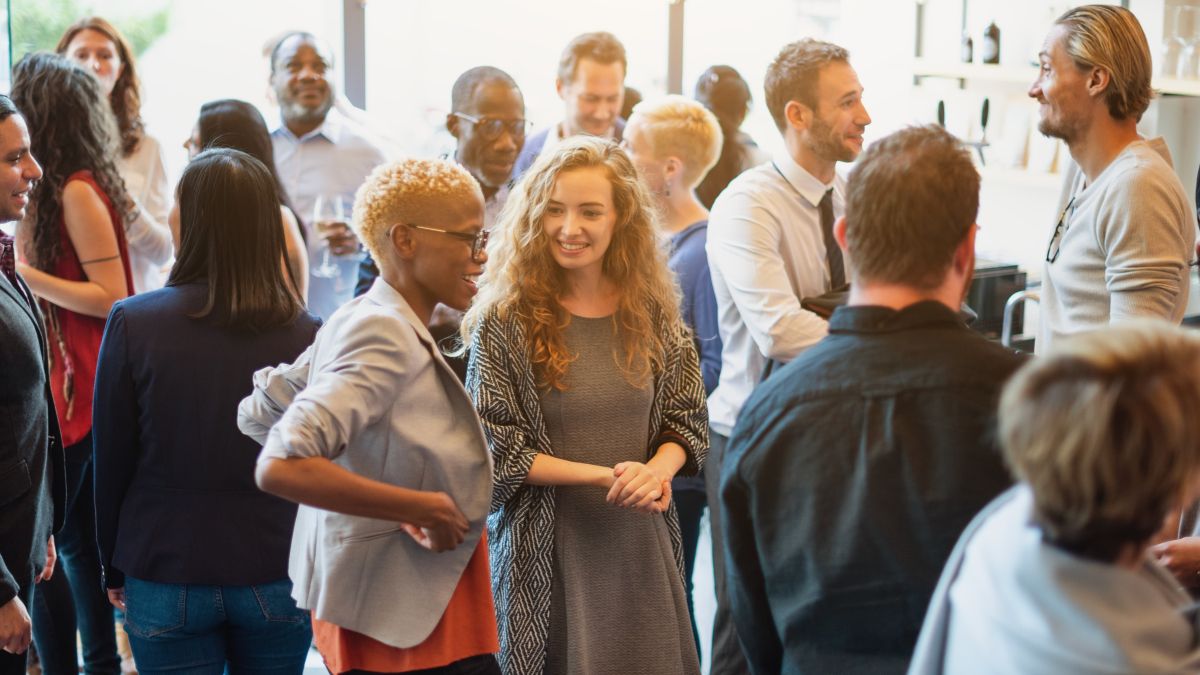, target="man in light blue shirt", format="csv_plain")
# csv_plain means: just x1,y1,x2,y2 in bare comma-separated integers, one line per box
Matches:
269,31,386,319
